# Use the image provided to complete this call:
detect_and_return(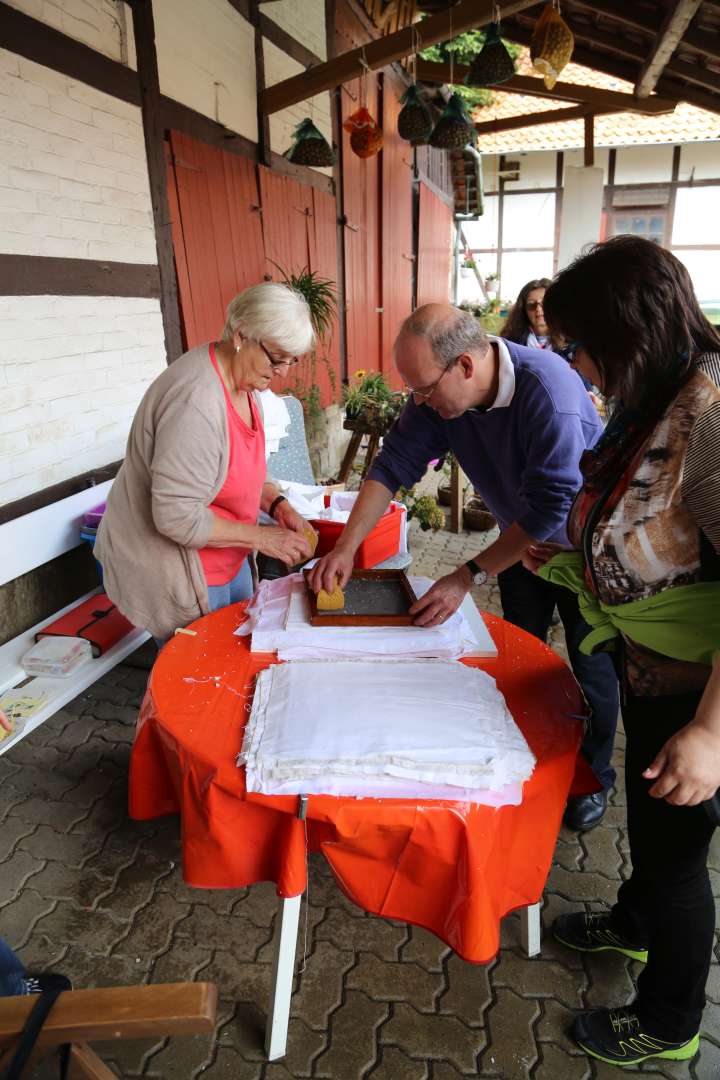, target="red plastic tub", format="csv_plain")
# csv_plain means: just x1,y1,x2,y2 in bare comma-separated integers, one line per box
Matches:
310,503,403,568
